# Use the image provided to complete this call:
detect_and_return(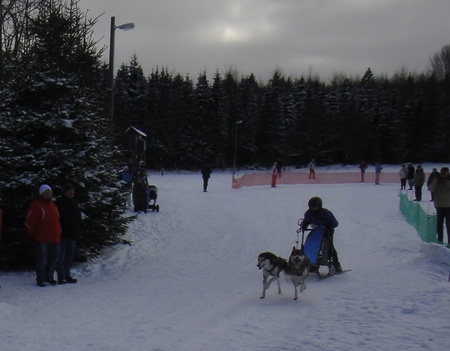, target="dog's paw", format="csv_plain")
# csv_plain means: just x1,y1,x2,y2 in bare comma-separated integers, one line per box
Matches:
260,296,265,299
